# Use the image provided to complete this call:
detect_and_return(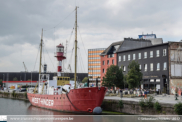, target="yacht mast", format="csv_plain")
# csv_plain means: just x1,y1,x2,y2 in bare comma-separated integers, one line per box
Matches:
74,6,78,89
